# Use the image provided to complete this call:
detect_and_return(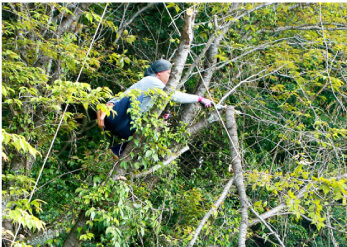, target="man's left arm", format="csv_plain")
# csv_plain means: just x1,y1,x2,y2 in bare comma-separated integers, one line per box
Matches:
172,91,212,107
